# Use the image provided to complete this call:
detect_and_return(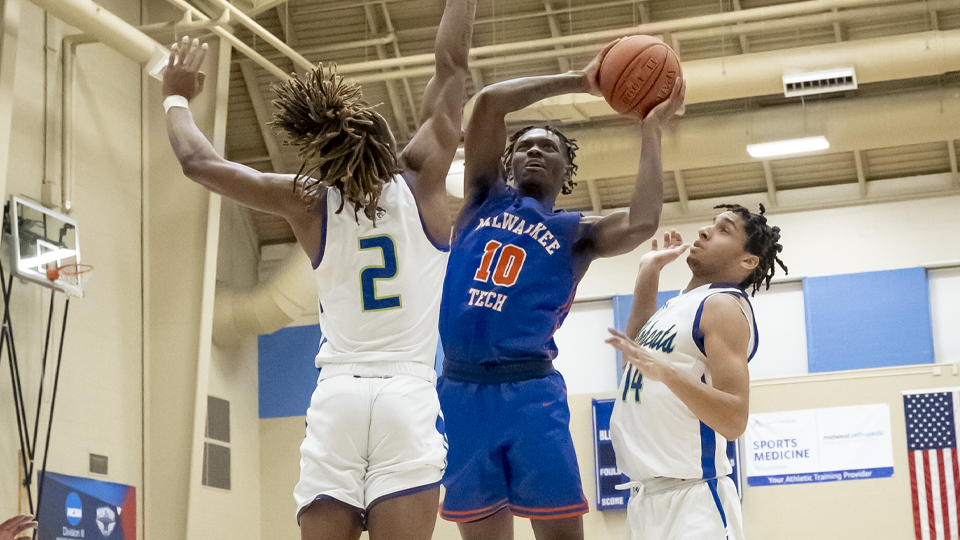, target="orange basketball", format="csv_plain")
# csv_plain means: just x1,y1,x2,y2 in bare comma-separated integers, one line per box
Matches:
598,36,682,118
